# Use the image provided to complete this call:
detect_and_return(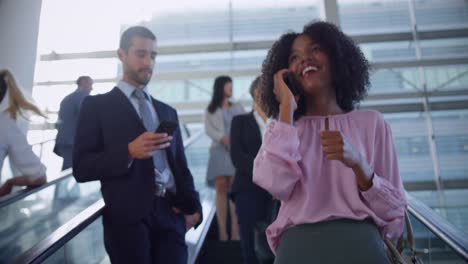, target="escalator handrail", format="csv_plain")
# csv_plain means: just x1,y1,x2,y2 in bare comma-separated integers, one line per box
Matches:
13,129,206,264
1,129,205,209
14,199,104,264
407,194,468,260
188,189,216,264
0,168,73,209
